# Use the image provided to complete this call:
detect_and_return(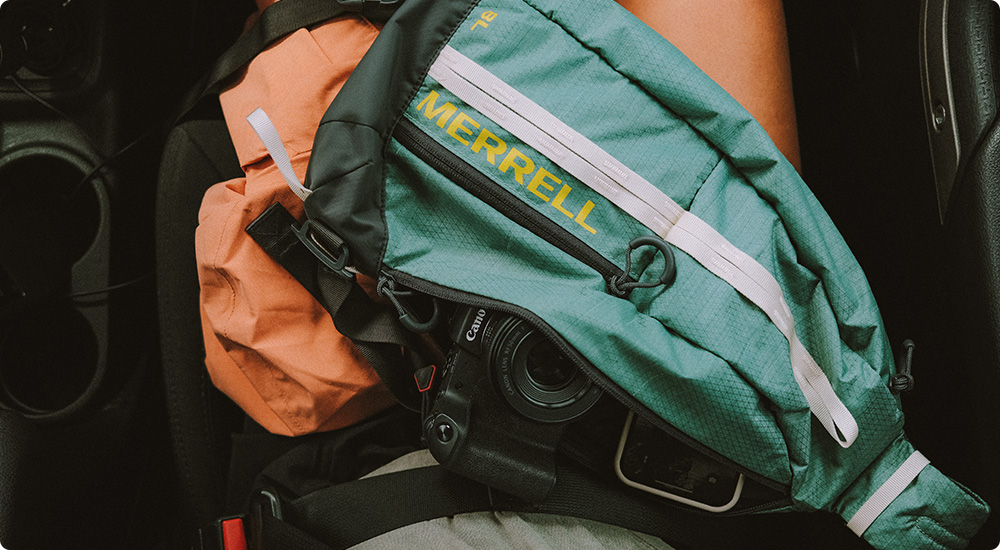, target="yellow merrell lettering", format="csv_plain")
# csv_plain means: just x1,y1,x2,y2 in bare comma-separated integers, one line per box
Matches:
527,168,559,202
574,201,598,234
470,129,507,165
416,90,457,128
551,184,575,218
498,148,535,184
471,10,498,30
447,112,480,146
412,91,601,235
